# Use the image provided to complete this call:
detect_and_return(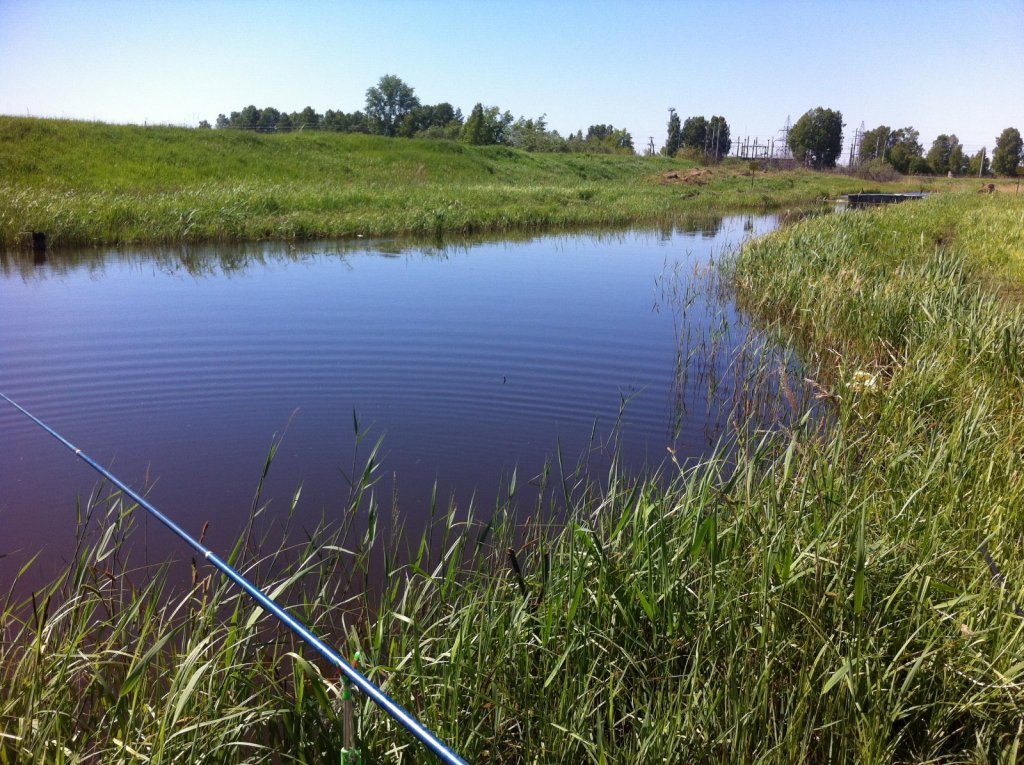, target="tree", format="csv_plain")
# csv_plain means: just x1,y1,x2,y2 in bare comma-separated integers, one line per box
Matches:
663,108,681,157
968,148,990,177
887,128,924,174
235,105,260,131
396,102,461,138
256,107,281,133
859,125,894,162
607,127,634,154
678,115,729,159
993,127,1023,176
293,106,321,131
509,114,564,152
948,142,967,176
681,116,707,151
198,119,212,130
585,124,614,142
580,124,634,154
485,106,514,145
461,103,487,145
926,134,966,175
461,103,514,145
908,155,932,175
706,115,731,160
788,107,844,169
365,74,419,137
215,114,230,129
322,109,369,133
577,125,632,154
